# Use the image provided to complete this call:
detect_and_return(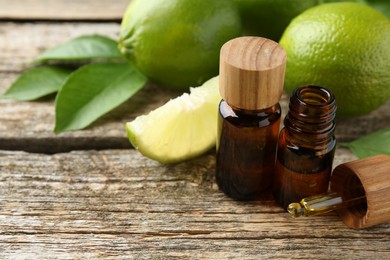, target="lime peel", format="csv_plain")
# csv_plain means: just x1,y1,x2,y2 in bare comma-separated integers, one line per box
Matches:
279,2,390,118
126,76,220,164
